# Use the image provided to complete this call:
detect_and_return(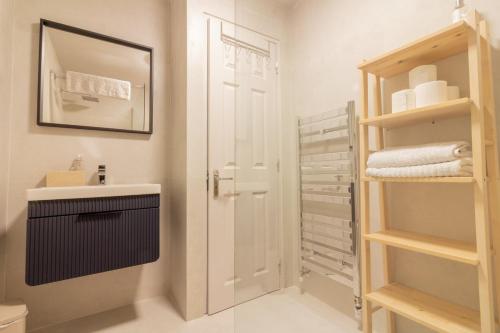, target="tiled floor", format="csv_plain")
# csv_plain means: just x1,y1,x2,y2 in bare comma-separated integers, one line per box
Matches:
32,287,362,333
